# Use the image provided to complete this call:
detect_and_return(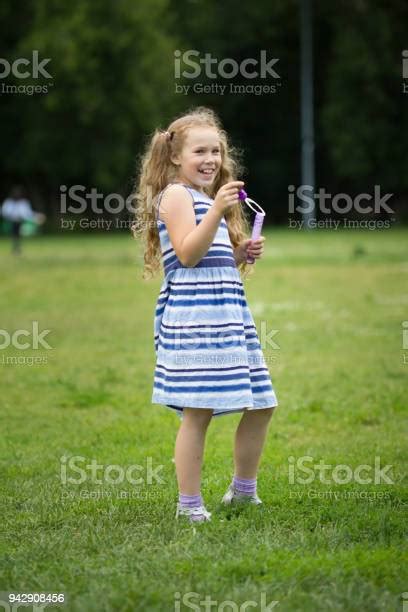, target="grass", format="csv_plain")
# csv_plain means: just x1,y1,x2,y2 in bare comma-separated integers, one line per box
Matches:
0,228,407,612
